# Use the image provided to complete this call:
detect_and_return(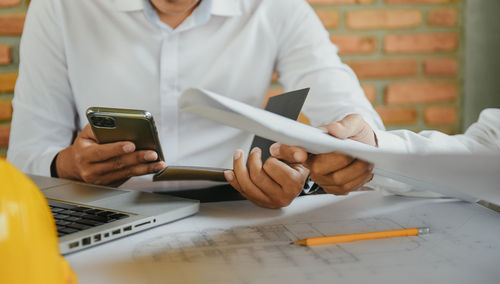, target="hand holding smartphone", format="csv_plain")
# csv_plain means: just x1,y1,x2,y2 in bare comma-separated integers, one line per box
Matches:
86,107,164,161
87,107,227,182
